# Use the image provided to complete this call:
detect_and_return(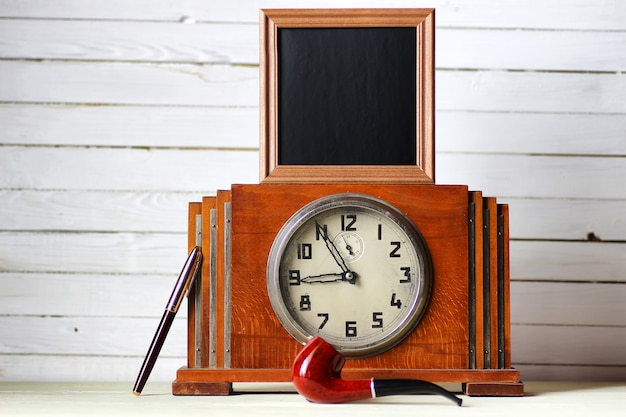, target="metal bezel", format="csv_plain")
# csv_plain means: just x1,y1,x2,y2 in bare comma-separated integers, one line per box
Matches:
266,193,432,357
